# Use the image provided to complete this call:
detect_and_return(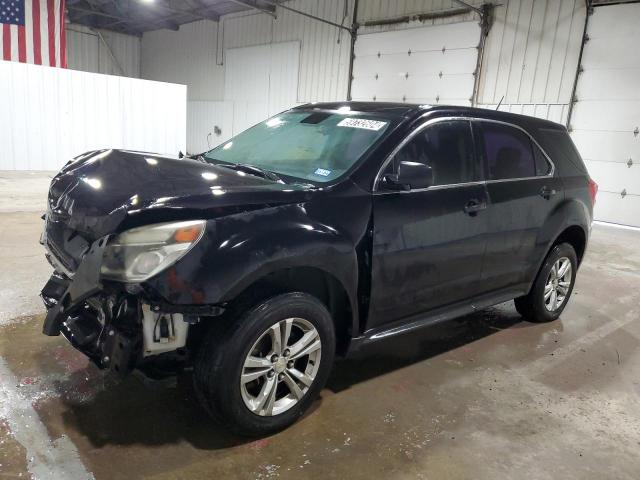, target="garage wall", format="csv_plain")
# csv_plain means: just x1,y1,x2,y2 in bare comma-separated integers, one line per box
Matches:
0,60,186,170
569,2,640,227
477,0,586,124
141,20,221,101
356,0,585,124
221,0,352,103
225,42,302,134
67,24,141,78
139,0,586,152
141,1,352,152
352,21,480,105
